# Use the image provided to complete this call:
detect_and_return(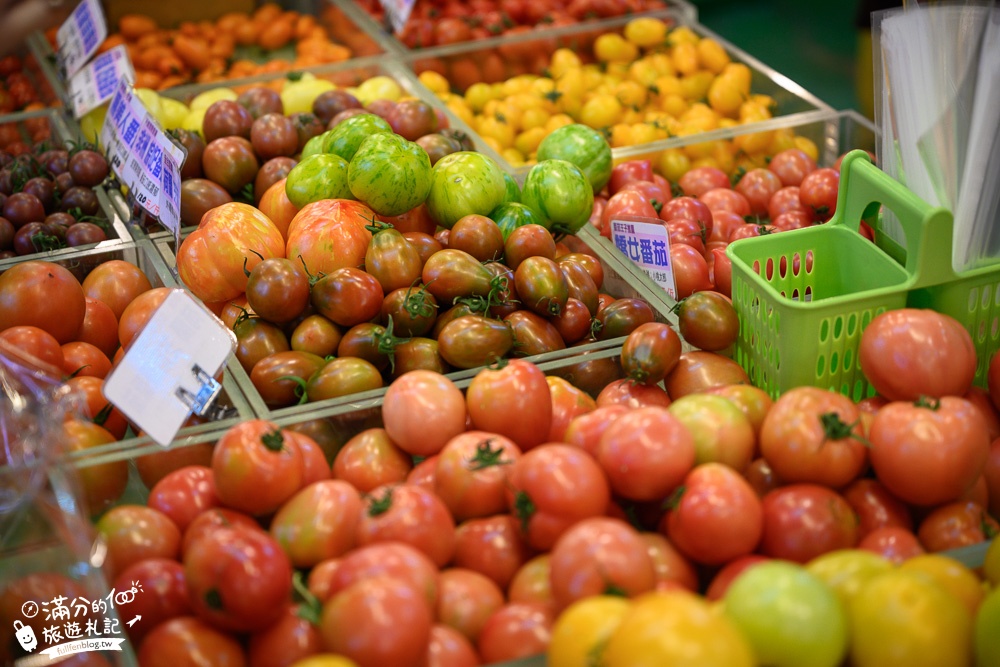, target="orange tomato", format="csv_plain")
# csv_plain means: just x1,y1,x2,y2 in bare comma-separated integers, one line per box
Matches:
172,34,211,72
118,14,158,41
258,19,294,52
